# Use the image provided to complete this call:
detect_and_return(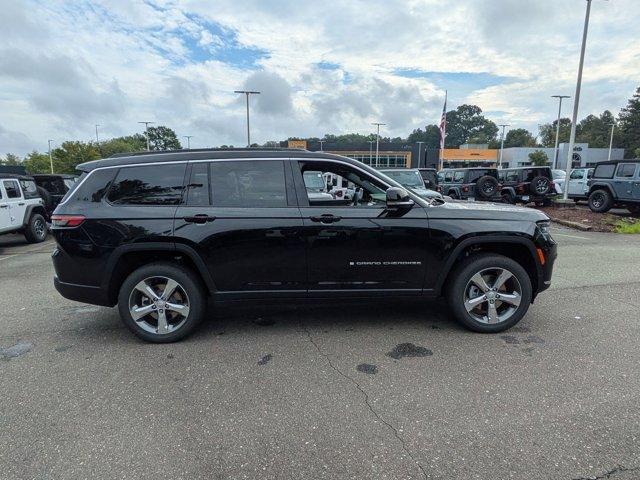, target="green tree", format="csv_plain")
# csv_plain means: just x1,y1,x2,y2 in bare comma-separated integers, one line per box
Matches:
407,125,441,148
444,105,498,147
576,110,616,148
22,151,51,174
539,118,572,147
51,141,101,173
528,150,549,166
503,128,537,148
0,153,21,165
618,86,640,158
100,134,147,157
146,126,182,151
